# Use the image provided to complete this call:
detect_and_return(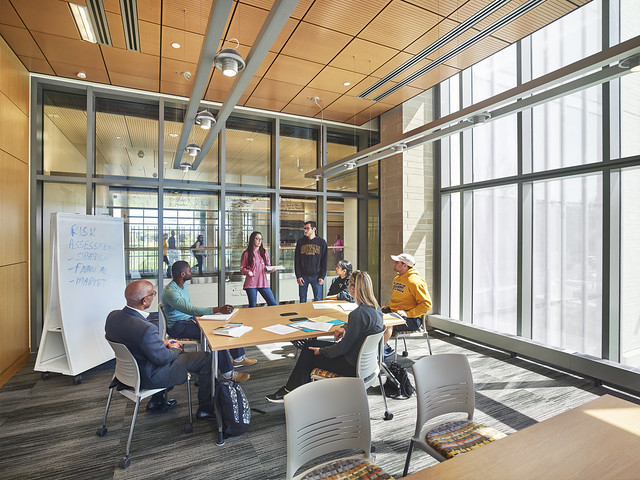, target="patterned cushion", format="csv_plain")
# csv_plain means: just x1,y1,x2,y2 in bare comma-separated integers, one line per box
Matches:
300,458,394,480
310,368,340,379
426,420,506,459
